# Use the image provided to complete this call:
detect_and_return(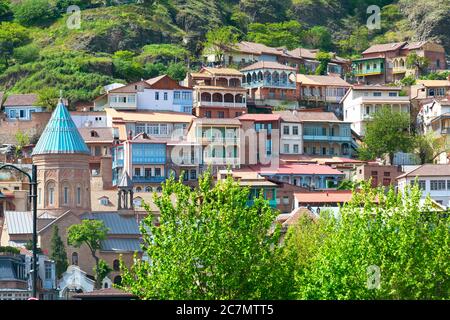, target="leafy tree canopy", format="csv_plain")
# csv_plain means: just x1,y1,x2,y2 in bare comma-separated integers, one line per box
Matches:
247,20,303,50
